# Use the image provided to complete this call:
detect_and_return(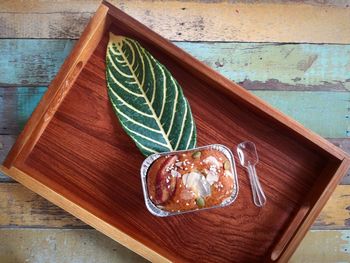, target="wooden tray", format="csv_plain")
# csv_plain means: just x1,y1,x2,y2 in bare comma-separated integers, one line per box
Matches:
1,2,349,262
